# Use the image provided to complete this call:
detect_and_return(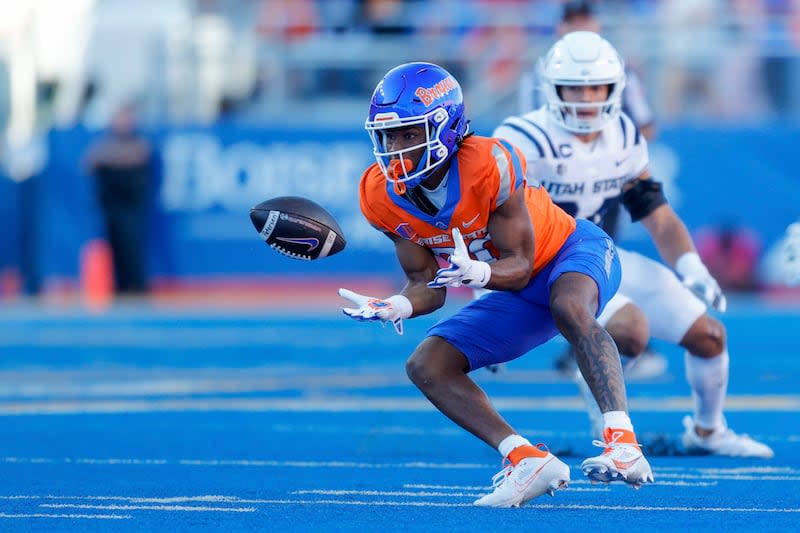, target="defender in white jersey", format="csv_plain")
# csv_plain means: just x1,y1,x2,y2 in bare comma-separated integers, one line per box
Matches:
515,0,666,379
494,31,773,459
